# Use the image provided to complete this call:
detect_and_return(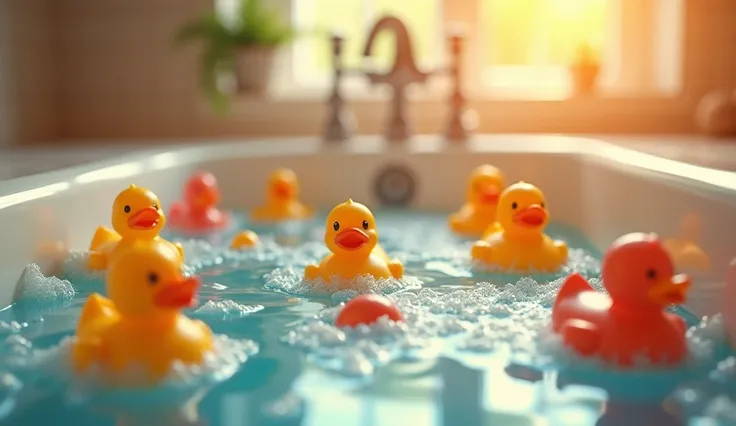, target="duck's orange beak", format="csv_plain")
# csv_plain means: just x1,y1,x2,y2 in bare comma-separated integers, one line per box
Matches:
334,228,369,250
648,273,691,305
153,276,200,309
272,180,293,199
128,207,161,229
478,185,500,204
512,204,547,227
